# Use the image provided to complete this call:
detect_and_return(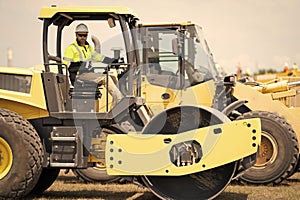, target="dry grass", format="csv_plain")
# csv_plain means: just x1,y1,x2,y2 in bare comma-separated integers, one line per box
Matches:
218,173,300,200
28,171,156,200
27,171,300,200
